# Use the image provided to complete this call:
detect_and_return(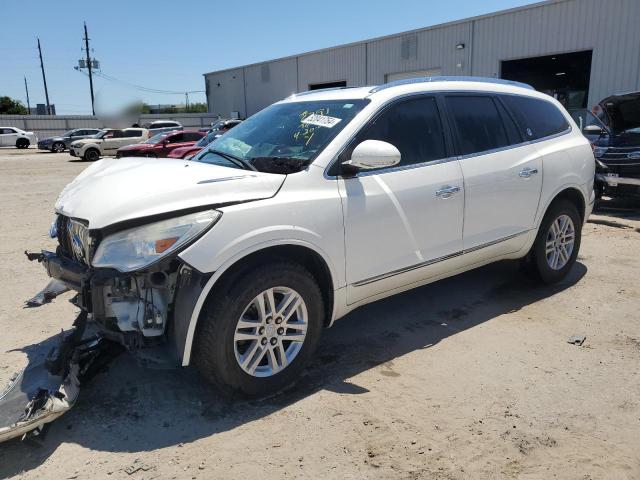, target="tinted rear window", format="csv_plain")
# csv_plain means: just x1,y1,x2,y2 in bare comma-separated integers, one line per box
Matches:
445,96,510,156
501,95,570,140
